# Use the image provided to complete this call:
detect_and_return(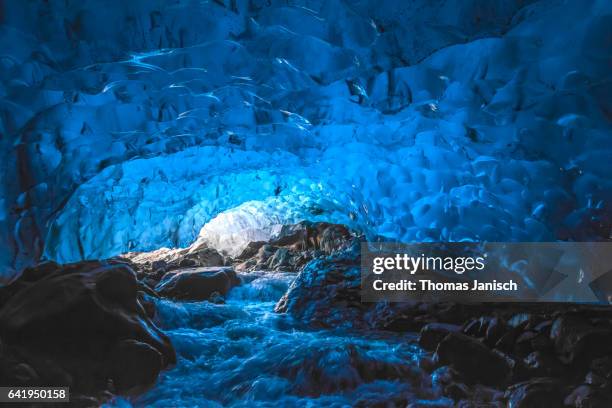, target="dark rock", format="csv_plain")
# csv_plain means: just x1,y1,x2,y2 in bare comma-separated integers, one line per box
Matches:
275,240,365,328
431,366,505,406
463,316,507,347
139,292,157,319
504,378,567,408
16,261,62,283
11,363,39,383
0,260,103,305
0,261,175,401
178,258,197,268
485,317,508,346
515,330,551,357
463,318,485,337
418,355,436,372
533,320,553,336
317,224,353,254
431,365,462,393
122,244,227,287
151,260,167,272
590,356,612,381
267,247,292,270
236,221,354,272
419,323,461,351
585,371,608,387
155,266,240,301
444,381,471,400
550,313,612,365
456,384,504,406
435,332,512,386
234,244,283,271
523,351,566,378
0,341,74,388
272,221,351,253
585,356,612,387
143,276,160,290
564,384,612,408
209,292,225,304
584,374,606,387
170,246,225,270
495,326,522,354
96,263,139,305
508,313,535,330
377,312,424,332
110,339,163,394
235,241,266,261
